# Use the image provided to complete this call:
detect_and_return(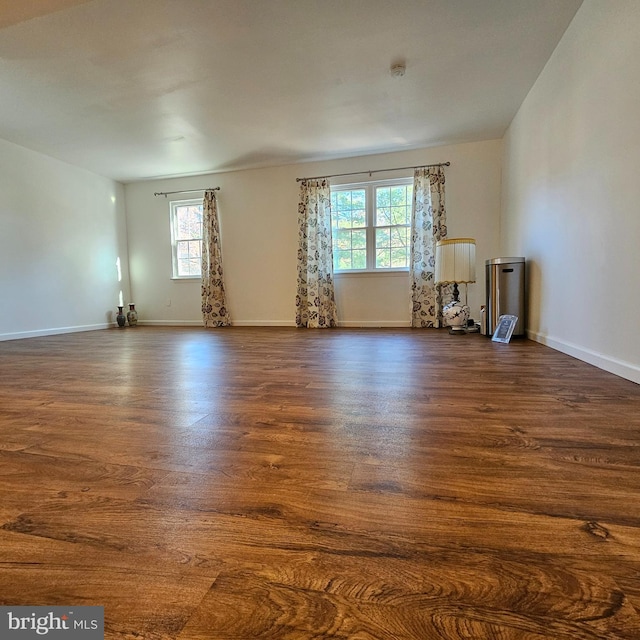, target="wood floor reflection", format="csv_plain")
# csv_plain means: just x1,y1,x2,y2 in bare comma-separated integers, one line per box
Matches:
1,327,640,639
